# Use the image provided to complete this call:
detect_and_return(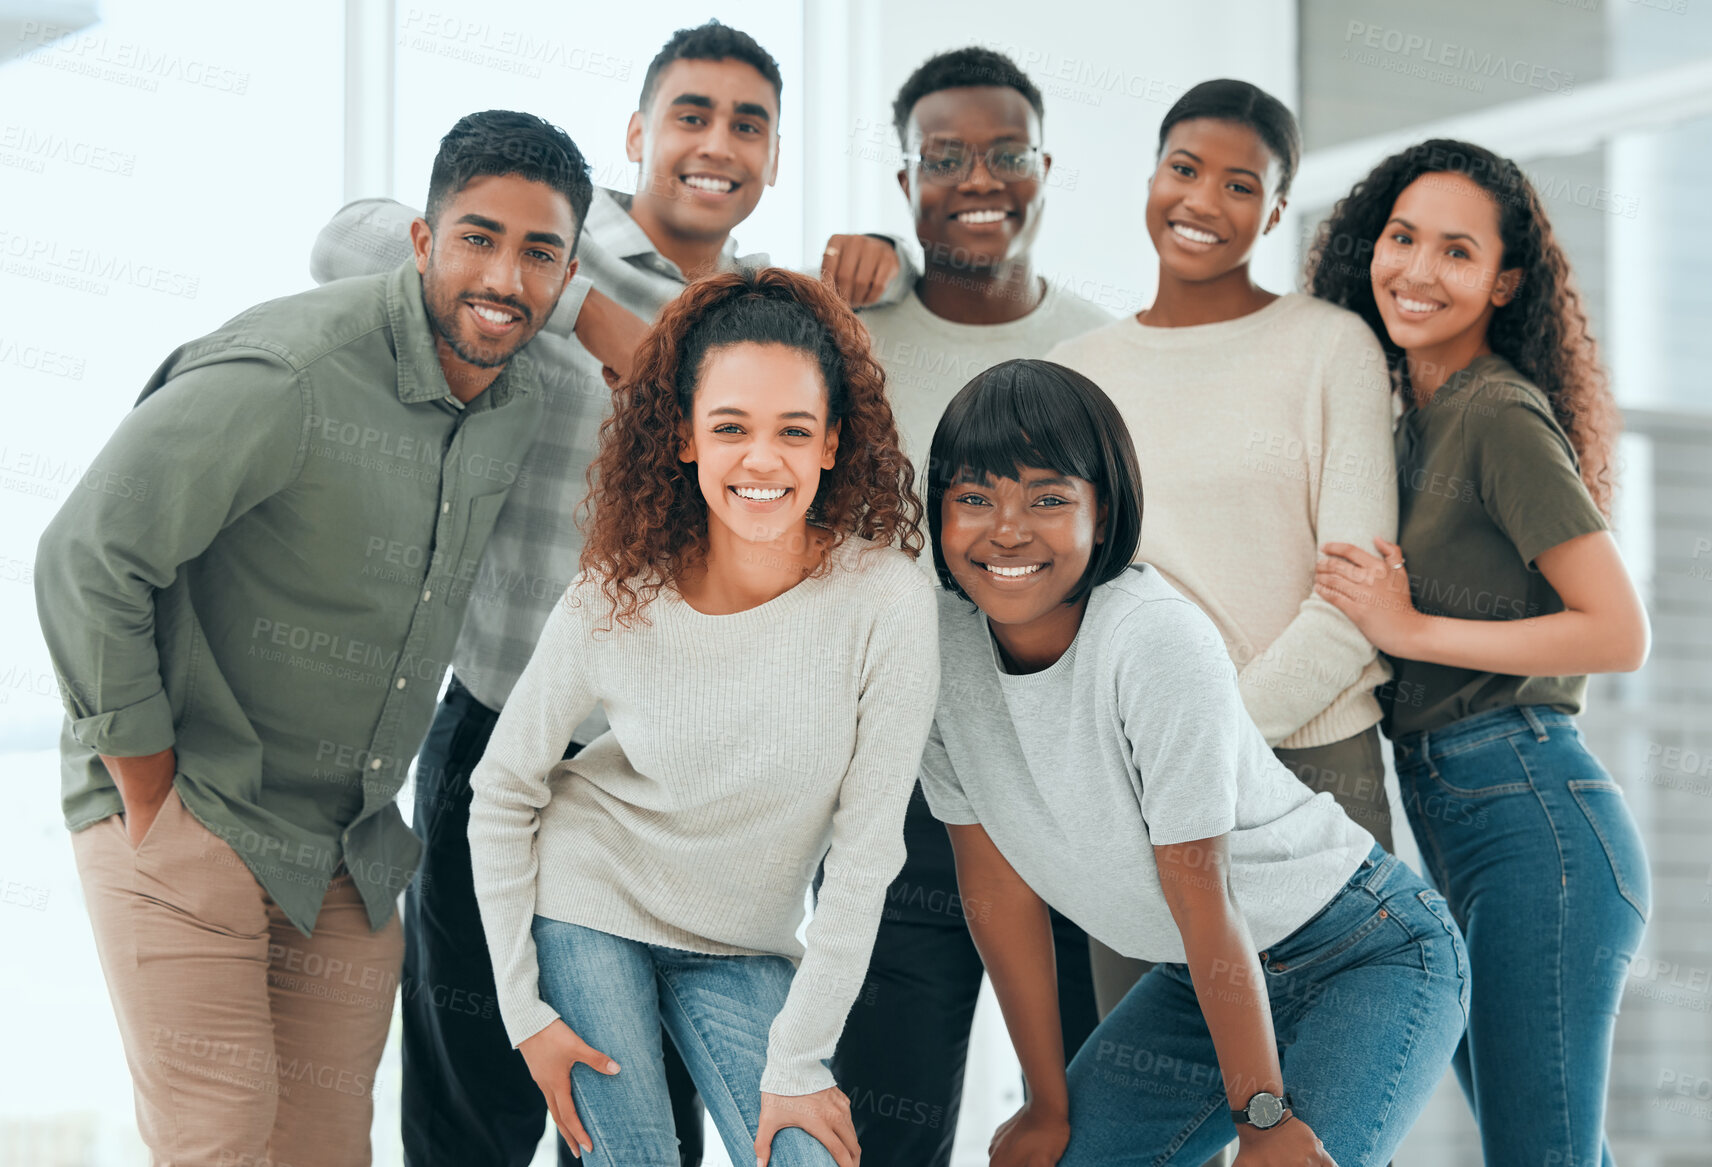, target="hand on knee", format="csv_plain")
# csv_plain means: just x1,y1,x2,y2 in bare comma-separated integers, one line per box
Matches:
756,1086,859,1167
517,1018,621,1158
